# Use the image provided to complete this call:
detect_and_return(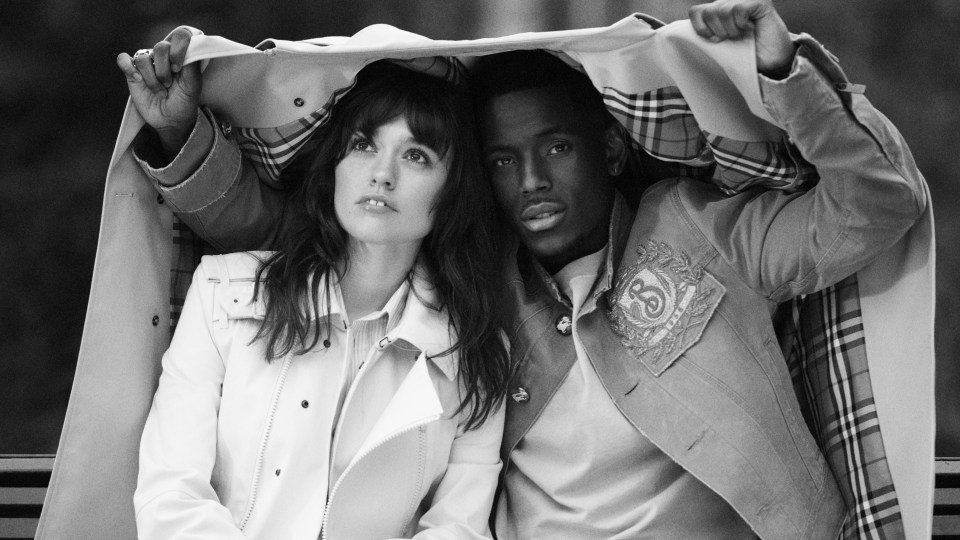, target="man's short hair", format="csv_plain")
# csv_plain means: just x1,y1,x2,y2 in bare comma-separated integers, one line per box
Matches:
470,50,612,128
